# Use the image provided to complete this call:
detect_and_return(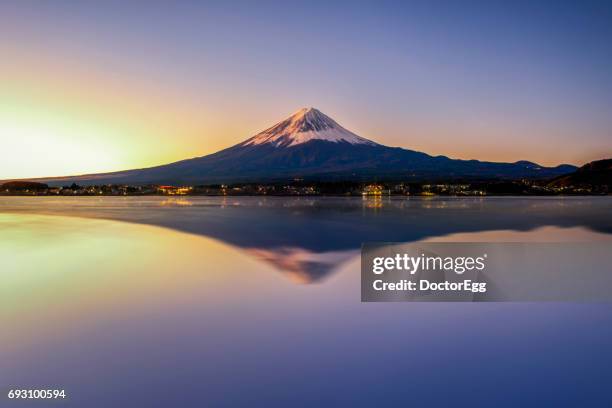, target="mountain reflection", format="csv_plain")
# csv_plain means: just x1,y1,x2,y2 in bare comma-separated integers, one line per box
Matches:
1,196,610,282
